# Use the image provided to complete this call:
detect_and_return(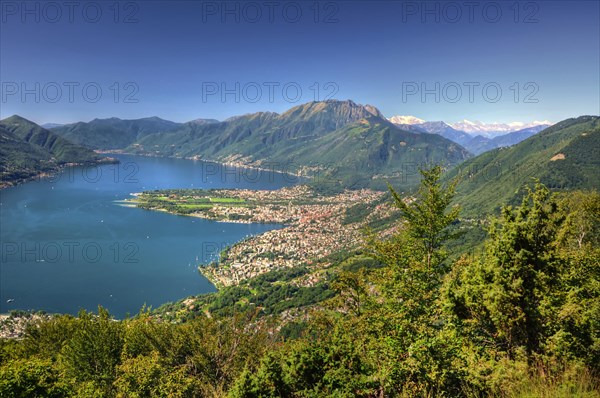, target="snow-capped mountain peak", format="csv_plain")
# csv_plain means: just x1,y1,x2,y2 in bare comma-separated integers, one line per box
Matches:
449,120,552,137
388,115,425,125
